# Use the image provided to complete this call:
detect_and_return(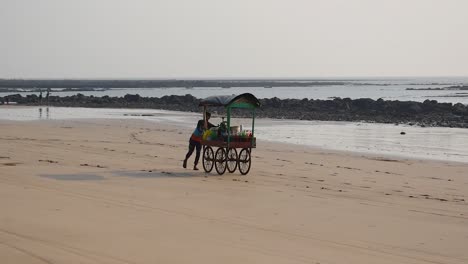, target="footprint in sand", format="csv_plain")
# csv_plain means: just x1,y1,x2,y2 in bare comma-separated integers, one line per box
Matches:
337,165,361,171
38,160,58,164
371,157,401,162
1,162,22,166
305,162,324,166
104,148,116,152
80,163,107,168
321,186,344,193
